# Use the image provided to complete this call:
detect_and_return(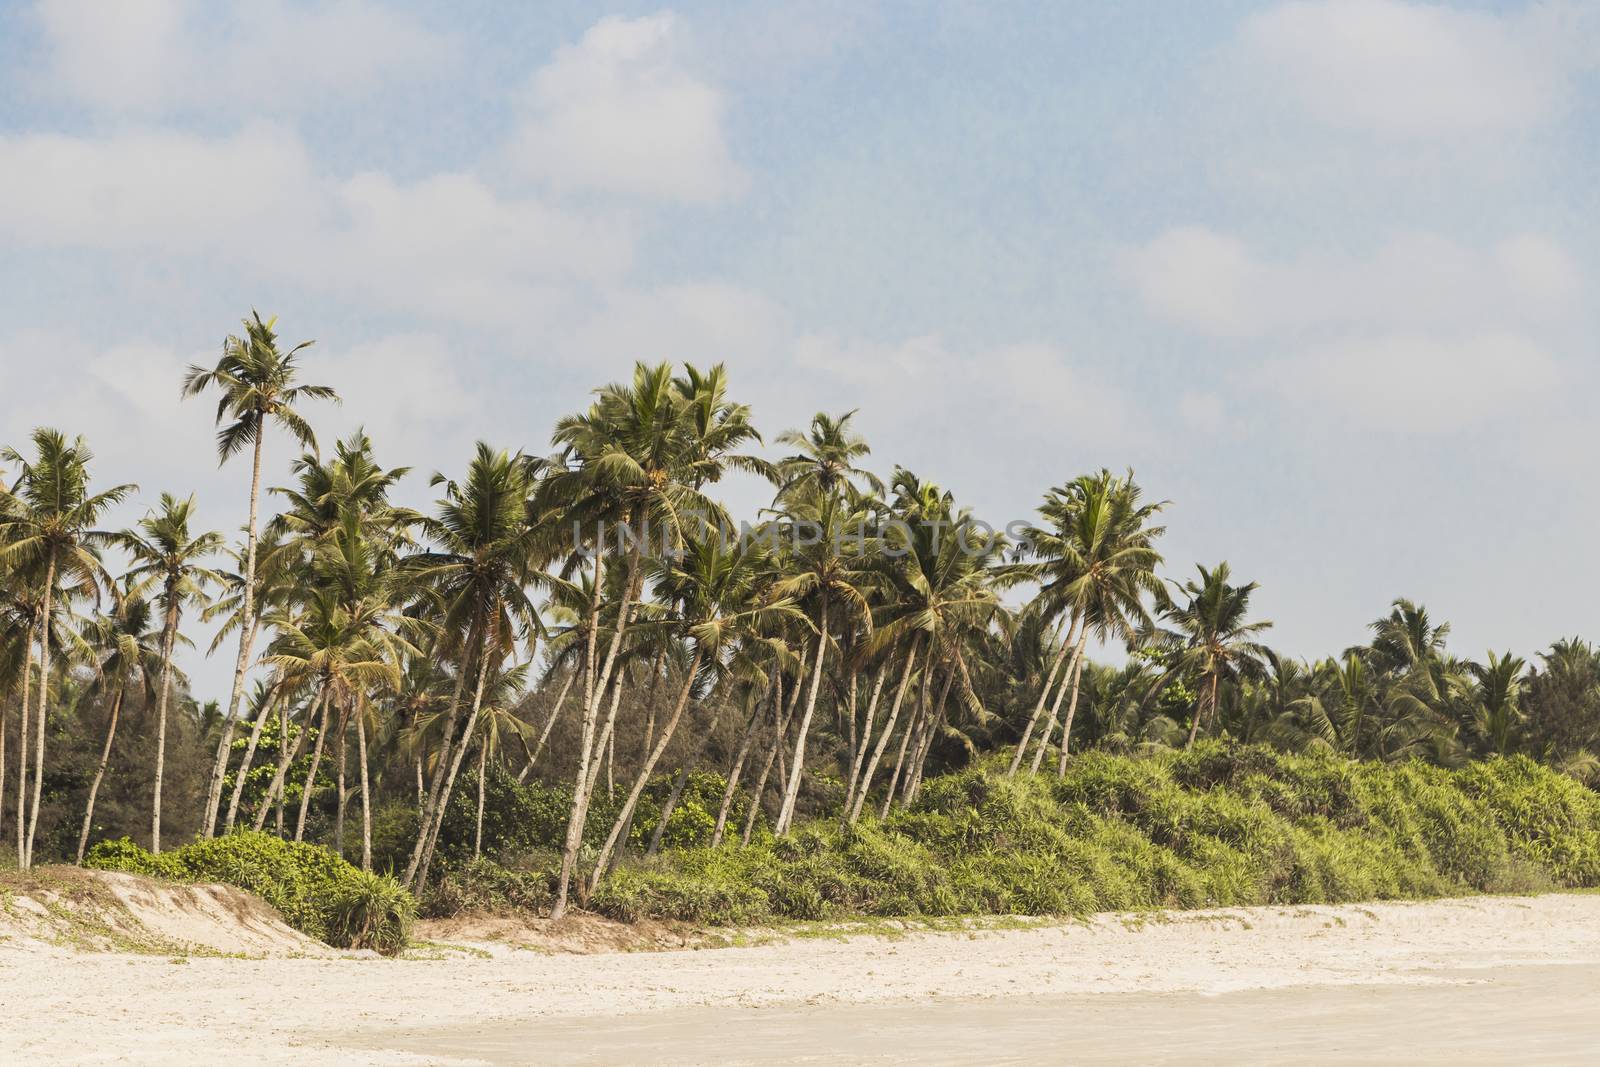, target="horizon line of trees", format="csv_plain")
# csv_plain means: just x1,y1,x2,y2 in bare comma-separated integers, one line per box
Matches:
4,312,1598,907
